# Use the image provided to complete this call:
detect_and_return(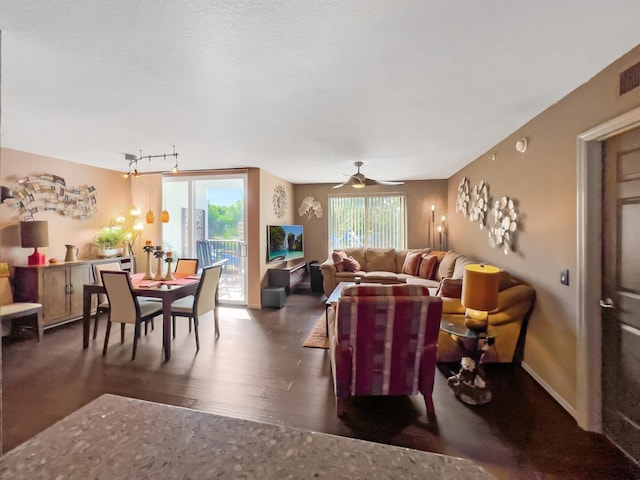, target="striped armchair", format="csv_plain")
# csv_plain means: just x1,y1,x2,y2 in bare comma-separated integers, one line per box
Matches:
327,284,442,417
